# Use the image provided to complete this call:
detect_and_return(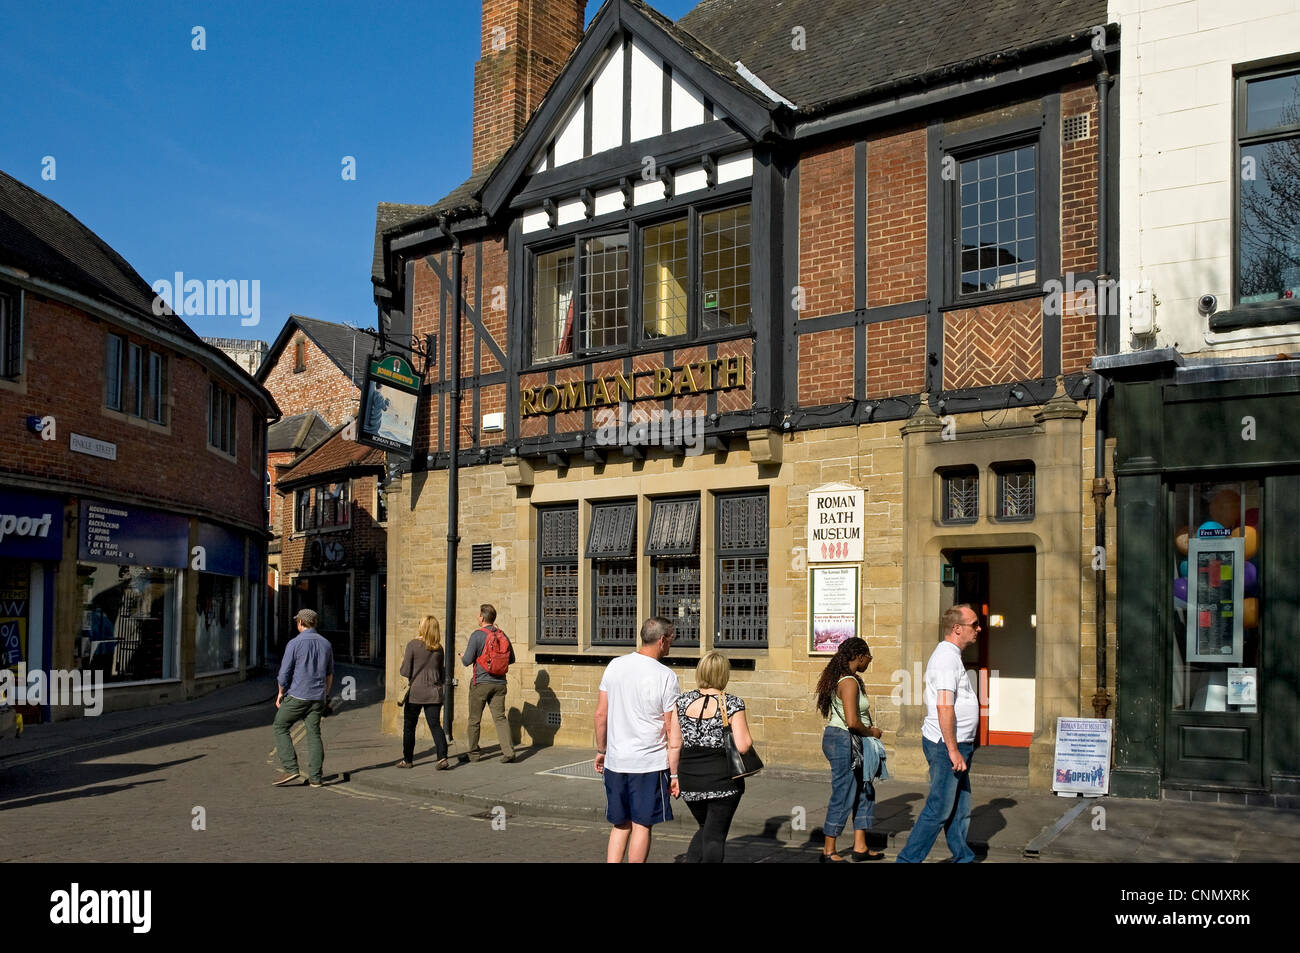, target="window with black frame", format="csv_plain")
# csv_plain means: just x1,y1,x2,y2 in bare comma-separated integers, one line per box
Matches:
529,201,752,363
955,145,1037,297
538,505,579,645
994,462,1035,521
647,497,701,646
0,284,21,379
715,492,768,647
588,501,638,646
1237,65,1300,304
941,467,979,524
